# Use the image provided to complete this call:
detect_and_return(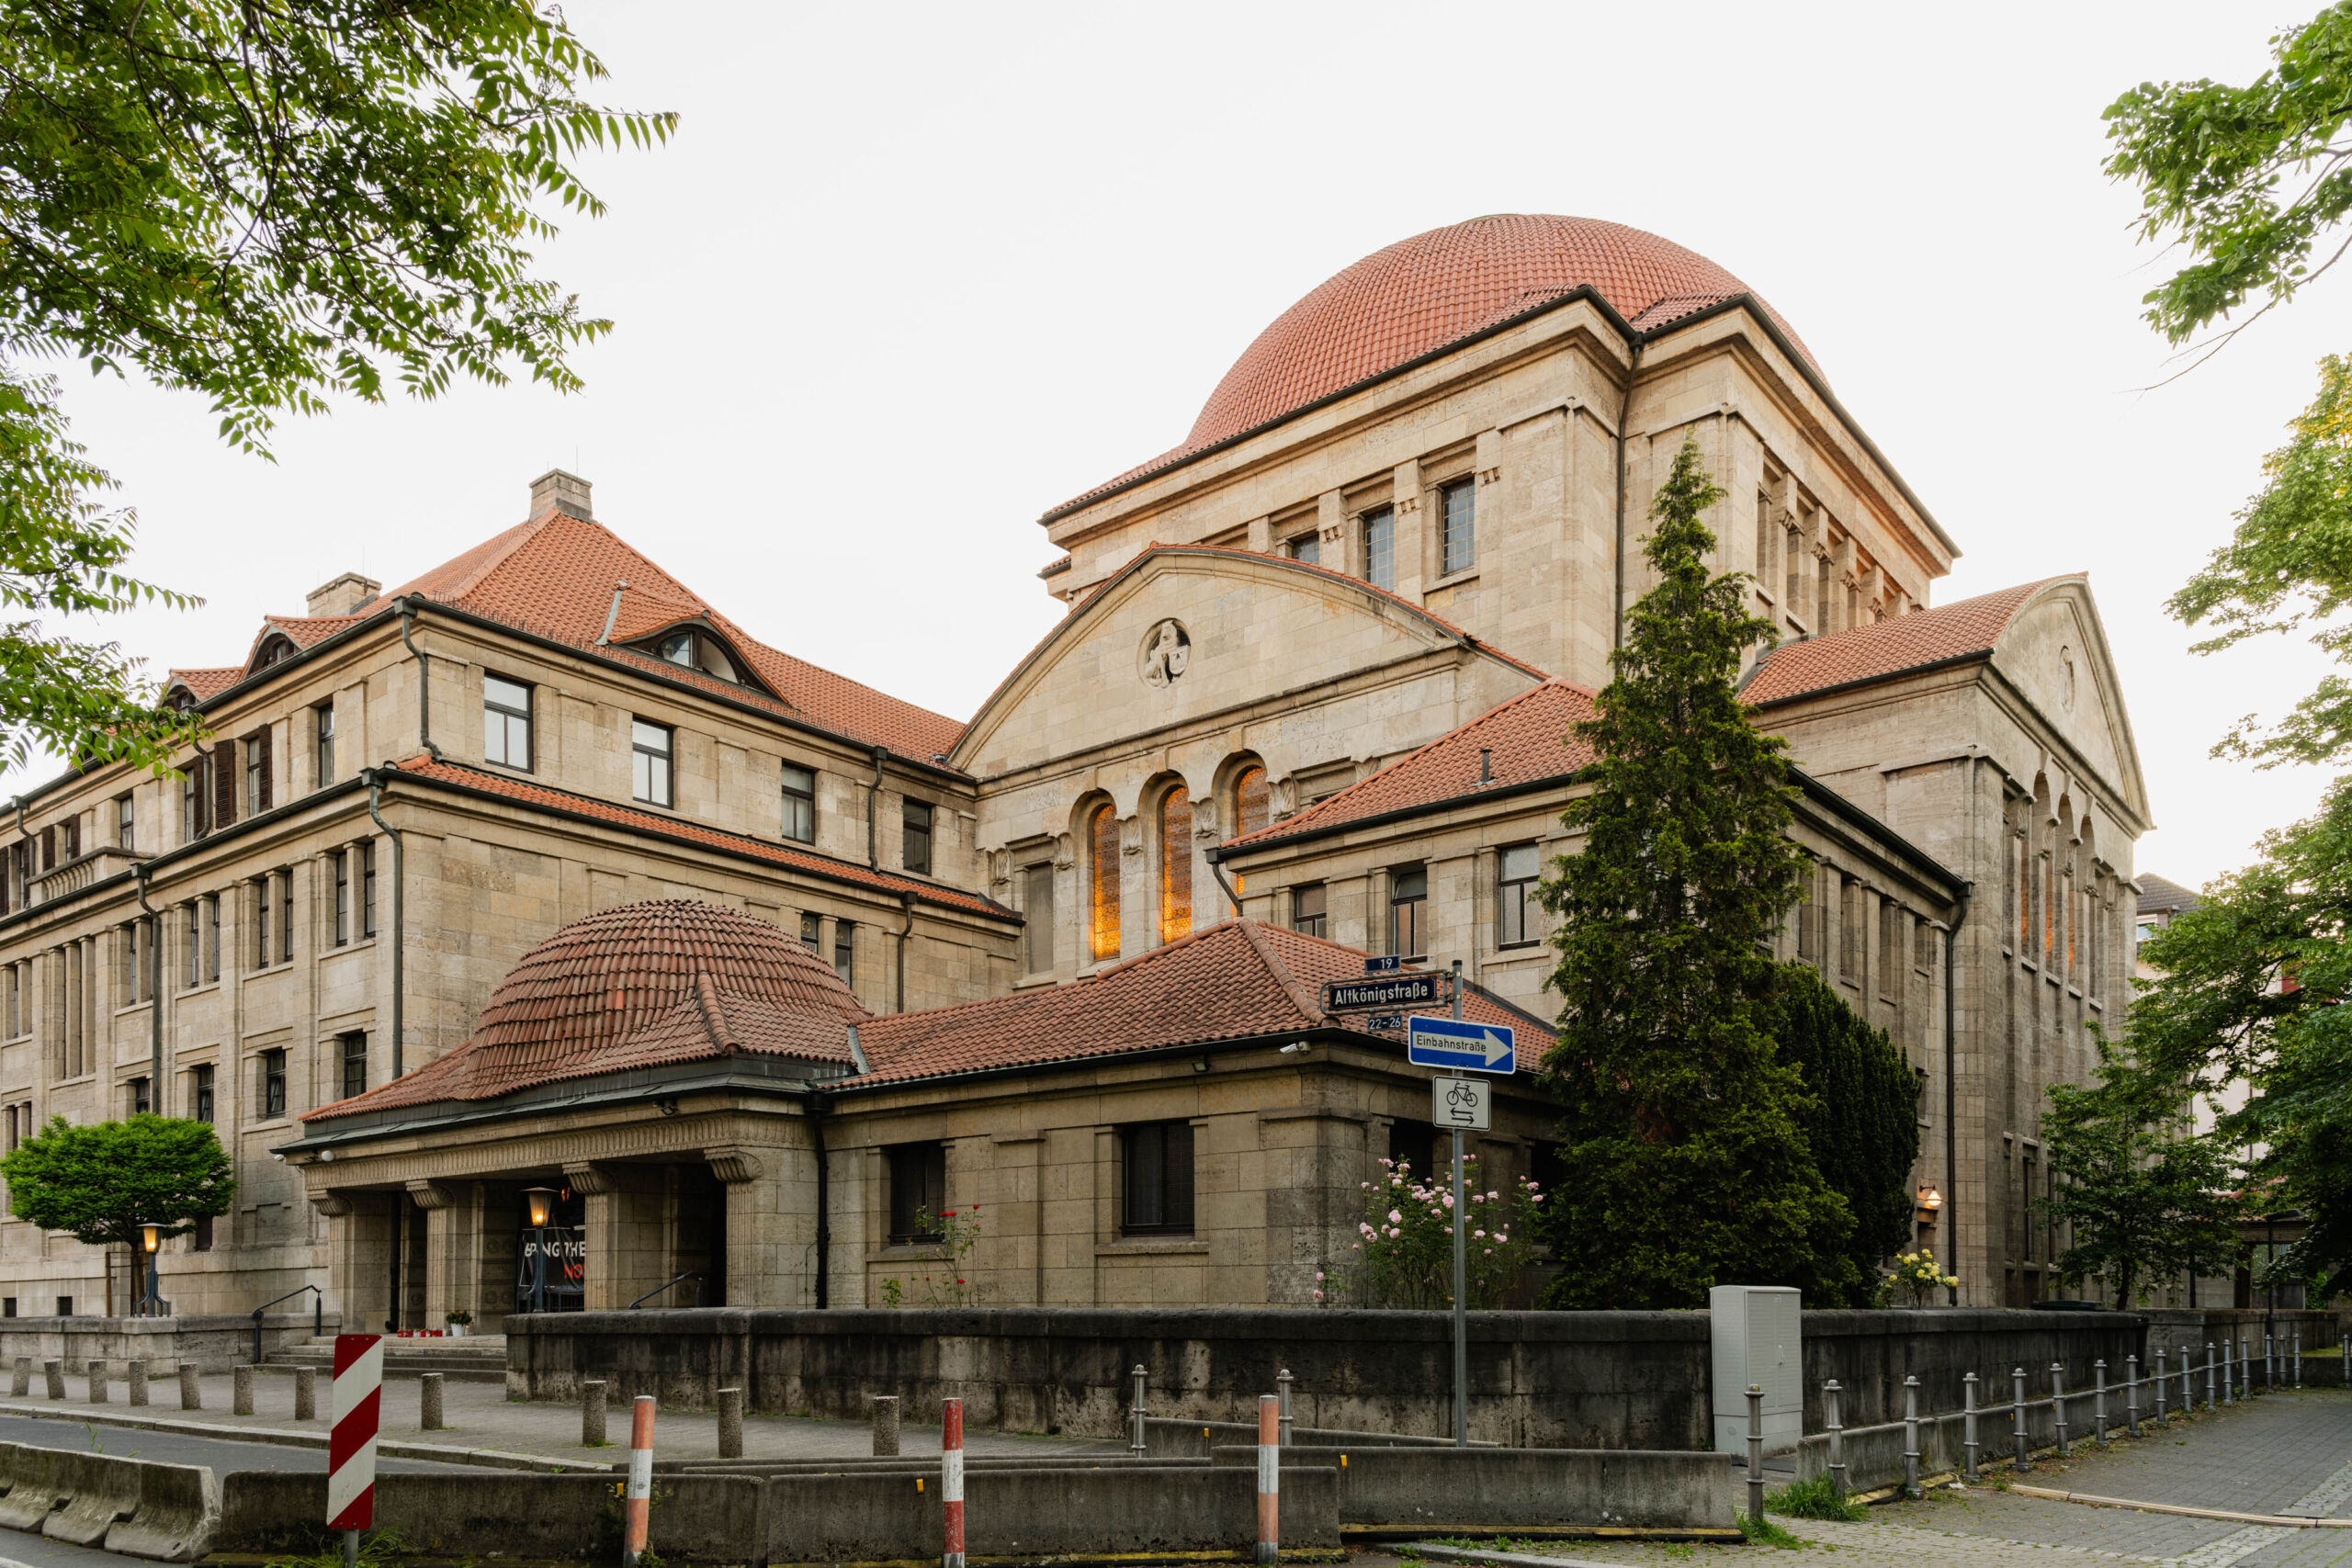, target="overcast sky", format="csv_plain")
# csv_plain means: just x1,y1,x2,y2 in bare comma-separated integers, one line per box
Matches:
24,1,2351,893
